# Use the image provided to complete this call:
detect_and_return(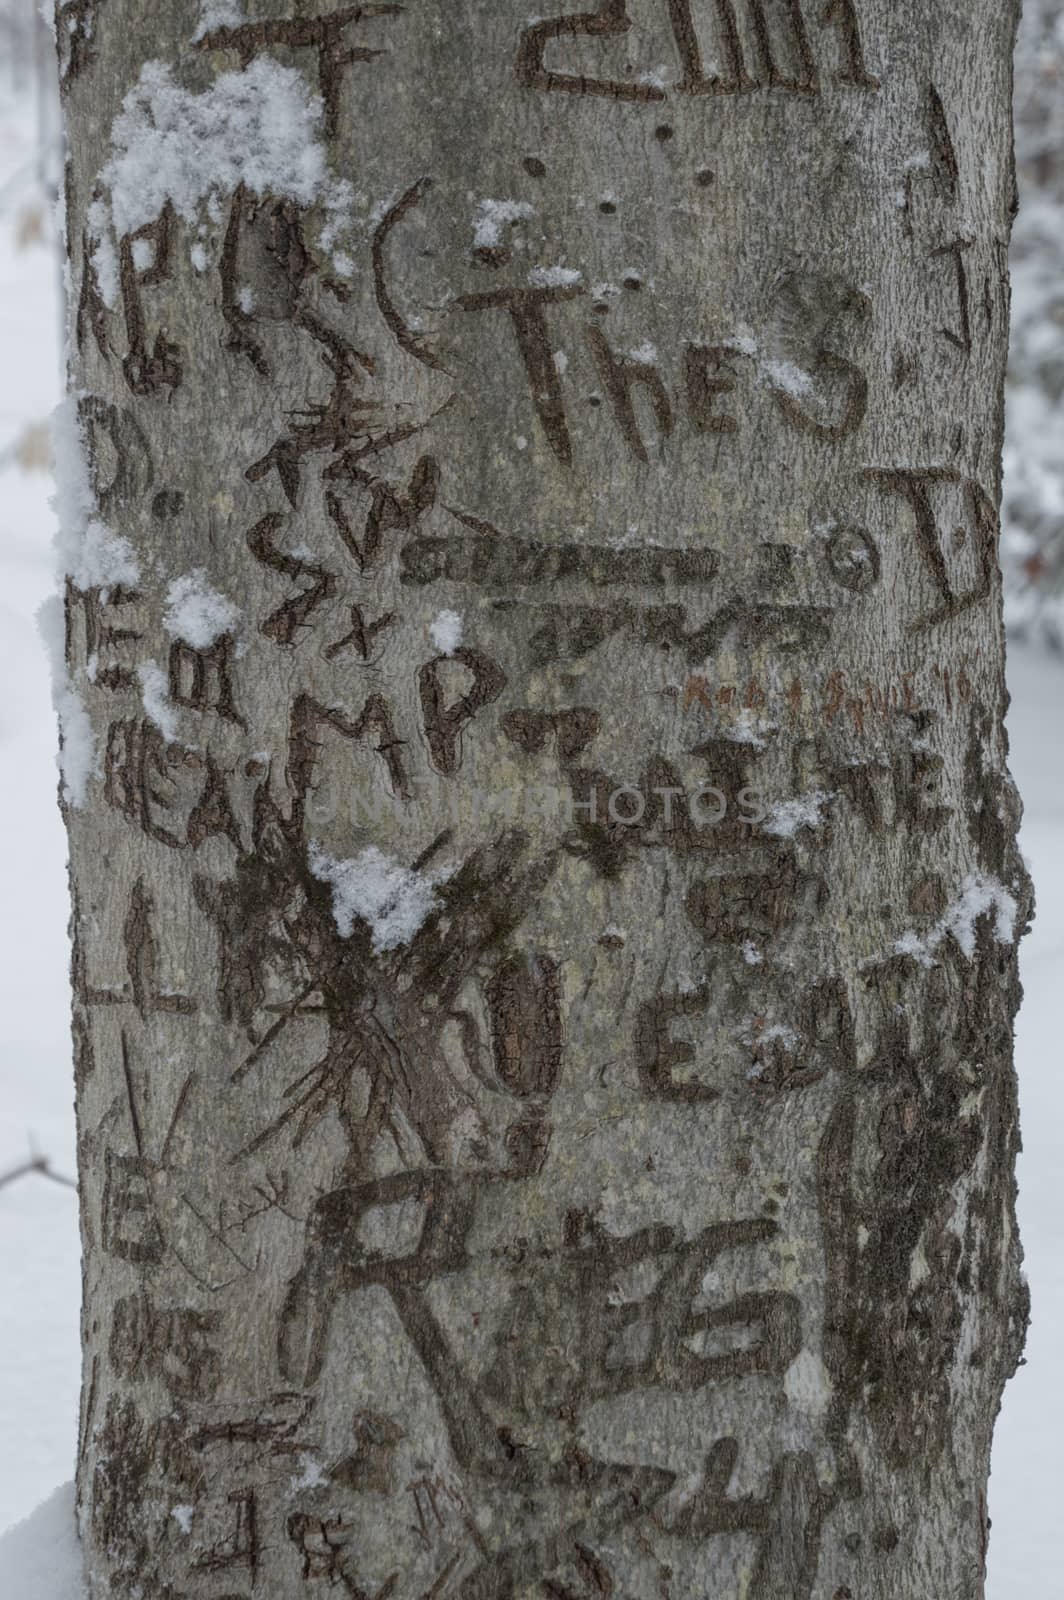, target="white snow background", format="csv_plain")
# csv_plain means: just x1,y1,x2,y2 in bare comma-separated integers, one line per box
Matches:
0,41,1061,1596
